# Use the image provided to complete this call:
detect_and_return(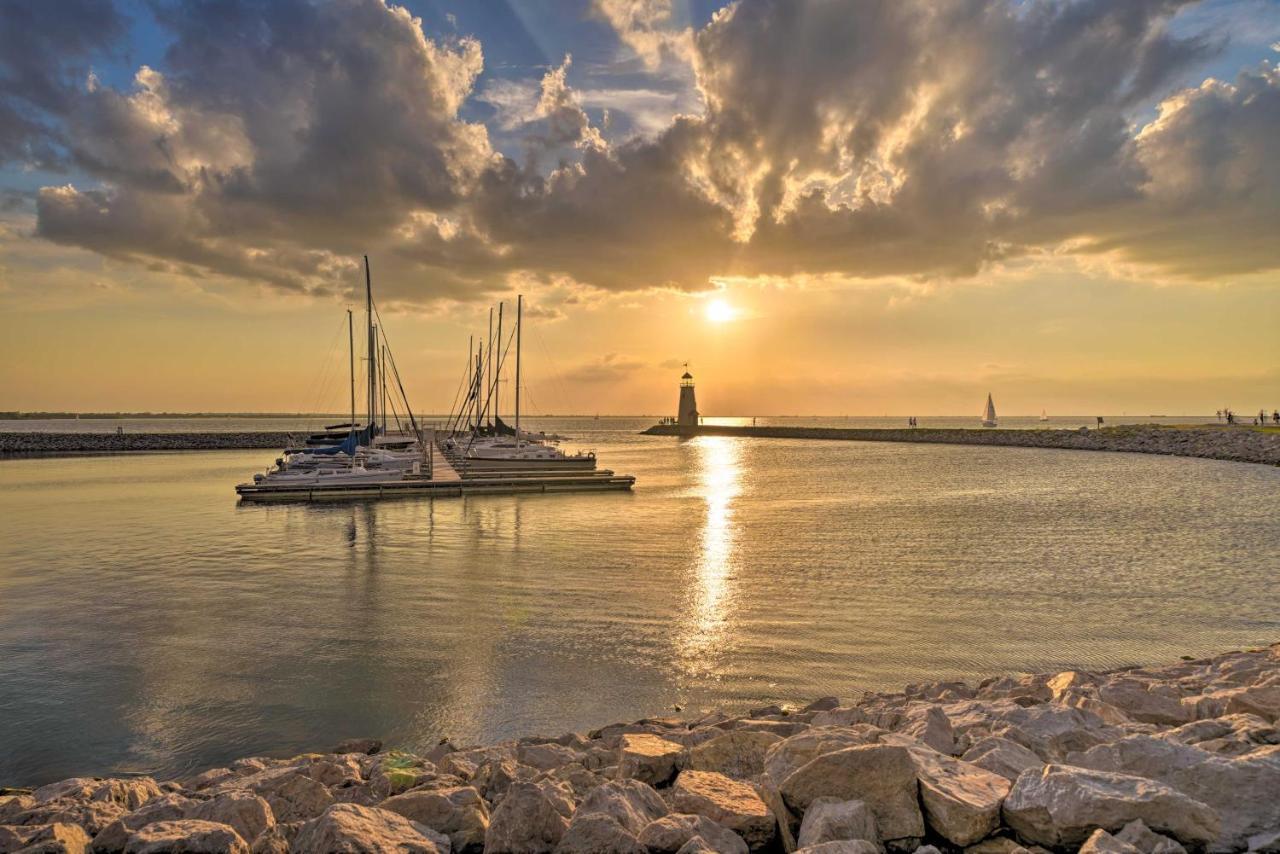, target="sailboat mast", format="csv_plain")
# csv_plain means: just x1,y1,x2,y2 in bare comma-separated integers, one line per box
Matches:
380,342,387,433
485,308,493,429
495,301,503,427
347,309,355,429
364,255,376,433
515,295,522,447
